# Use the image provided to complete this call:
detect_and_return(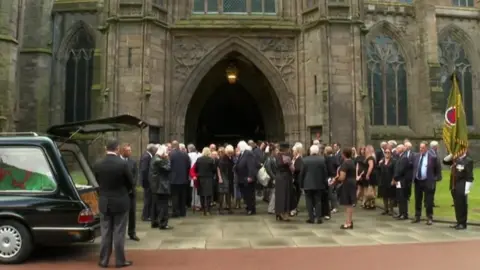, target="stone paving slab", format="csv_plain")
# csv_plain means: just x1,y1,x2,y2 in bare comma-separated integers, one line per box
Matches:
111,202,480,250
